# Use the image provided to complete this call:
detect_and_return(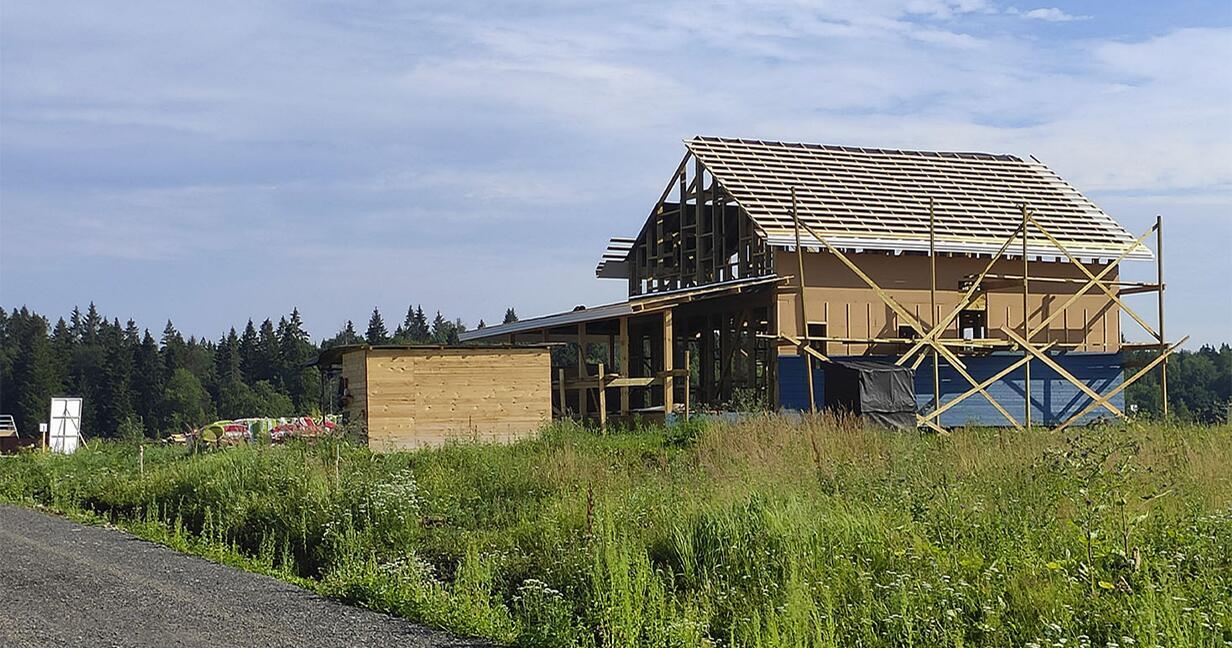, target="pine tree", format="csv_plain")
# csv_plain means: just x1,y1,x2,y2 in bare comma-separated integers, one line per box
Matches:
477,319,486,329
503,308,519,324
366,308,389,345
